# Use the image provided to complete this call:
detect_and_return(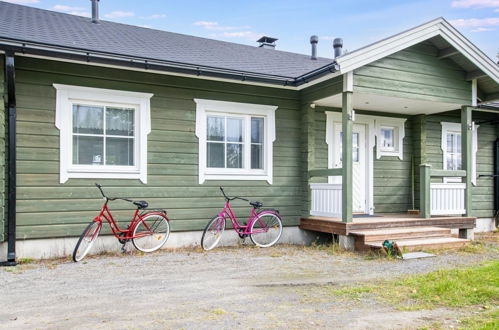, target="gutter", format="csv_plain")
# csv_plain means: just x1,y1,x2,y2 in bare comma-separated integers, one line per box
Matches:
0,51,16,266
0,38,339,88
